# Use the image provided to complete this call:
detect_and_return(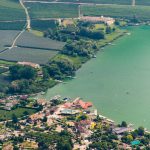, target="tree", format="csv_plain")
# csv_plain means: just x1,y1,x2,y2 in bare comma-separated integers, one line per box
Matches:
42,116,47,122
137,127,145,136
9,65,37,80
121,121,127,127
12,114,18,123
